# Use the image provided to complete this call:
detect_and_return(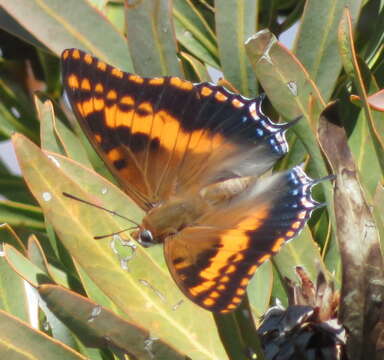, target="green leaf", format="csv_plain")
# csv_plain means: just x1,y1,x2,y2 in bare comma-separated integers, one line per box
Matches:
246,30,325,120
0,254,29,322
39,289,80,351
54,117,93,168
0,223,26,252
245,31,335,262
39,284,186,359
75,263,122,315
37,97,65,155
173,0,218,60
36,49,61,97
28,235,52,276
213,311,257,360
13,134,227,360
0,172,36,205
180,51,211,82
355,0,383,64
347,110,382,196
273,226,328,283
125,0,182,76
247,261,273,318
174,17,219,68
0,78,39,142
4,244,52,287
338,8,384,173
0,309,87,360
44,218,86,290
1,0,132,70
215,0,258,95
104,1,125,34
294,0,363,101
0,7,49,51
36,95,92,167
0,200,45,231
86,0,108,10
